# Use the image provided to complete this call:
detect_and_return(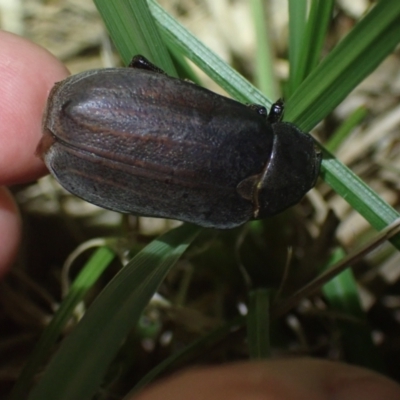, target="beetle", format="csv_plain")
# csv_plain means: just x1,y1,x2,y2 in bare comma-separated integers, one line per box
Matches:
36,55,321,229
